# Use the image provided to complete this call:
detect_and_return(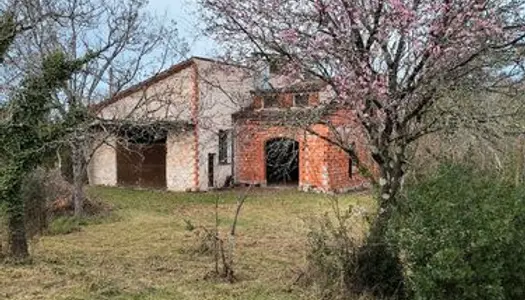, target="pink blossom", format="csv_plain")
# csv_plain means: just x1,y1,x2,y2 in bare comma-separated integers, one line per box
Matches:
279,28,299,44
201,0,521,149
